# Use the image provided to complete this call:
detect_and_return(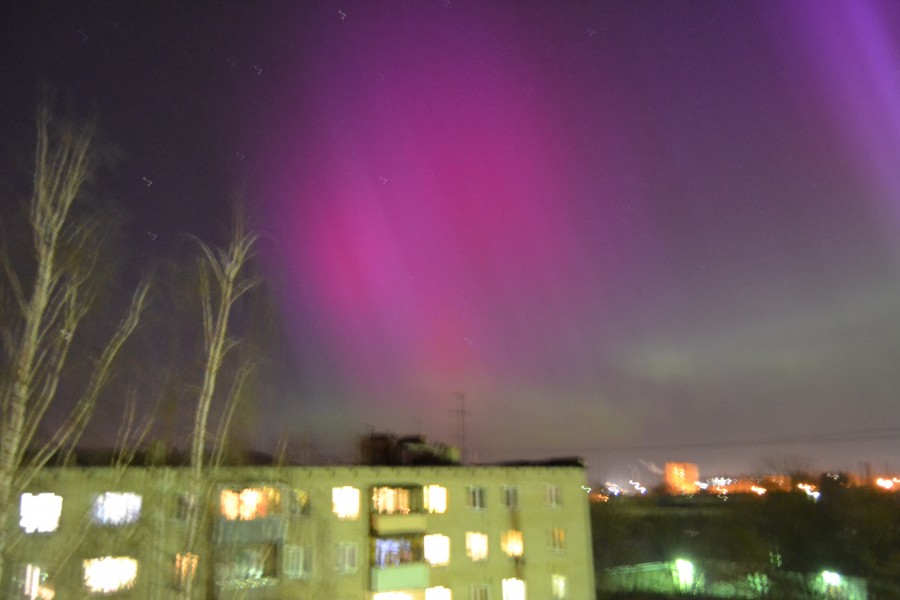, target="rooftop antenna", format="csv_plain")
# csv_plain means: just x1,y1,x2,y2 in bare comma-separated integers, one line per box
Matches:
454,392,467,464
